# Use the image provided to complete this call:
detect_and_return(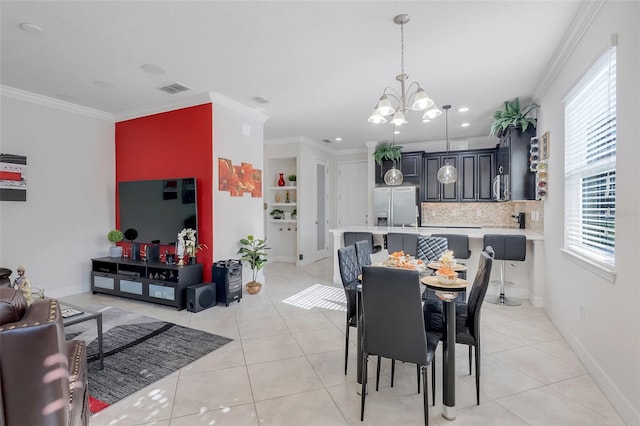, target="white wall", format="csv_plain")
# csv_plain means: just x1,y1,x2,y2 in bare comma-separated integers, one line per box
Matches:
212,95,266,283
537,2,640,423
0,89,114,297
